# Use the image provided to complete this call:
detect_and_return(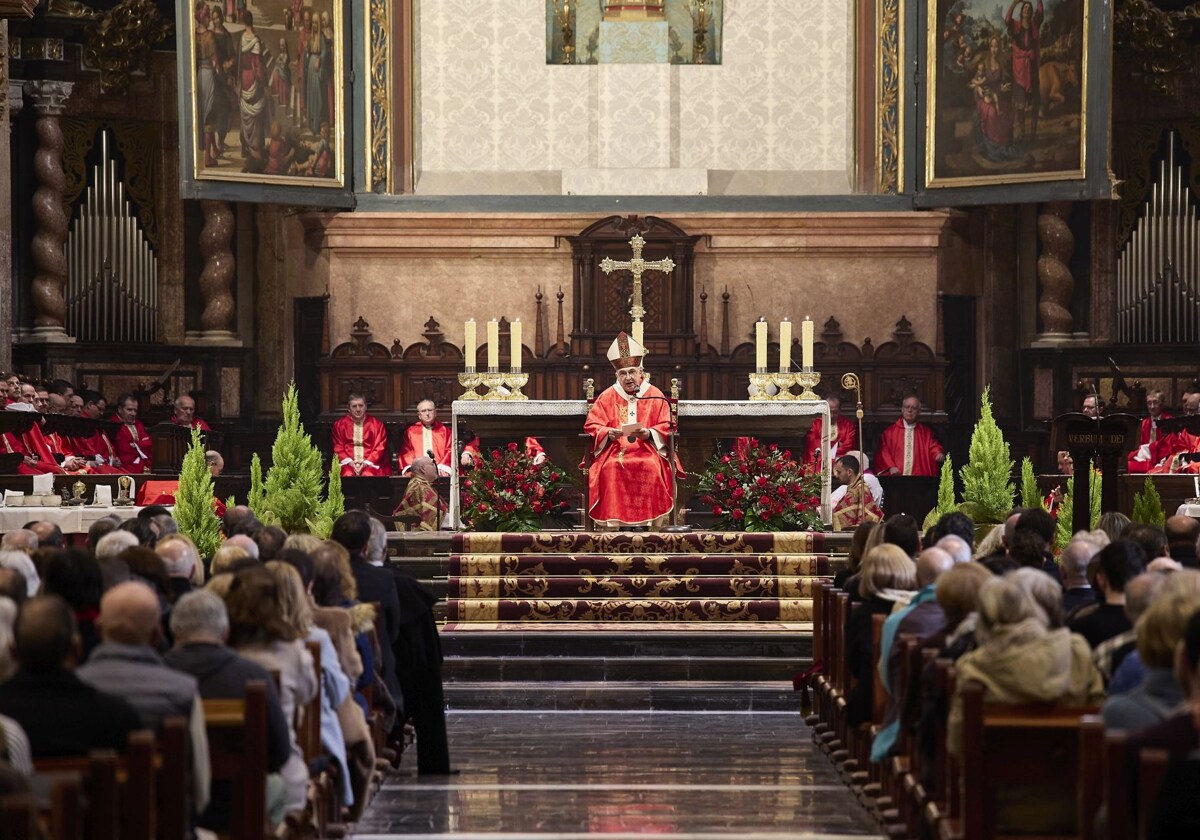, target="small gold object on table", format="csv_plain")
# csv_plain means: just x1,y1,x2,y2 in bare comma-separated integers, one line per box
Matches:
63,480,87,506
748,370,774,401
796,369,822,401
115,475,135,506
